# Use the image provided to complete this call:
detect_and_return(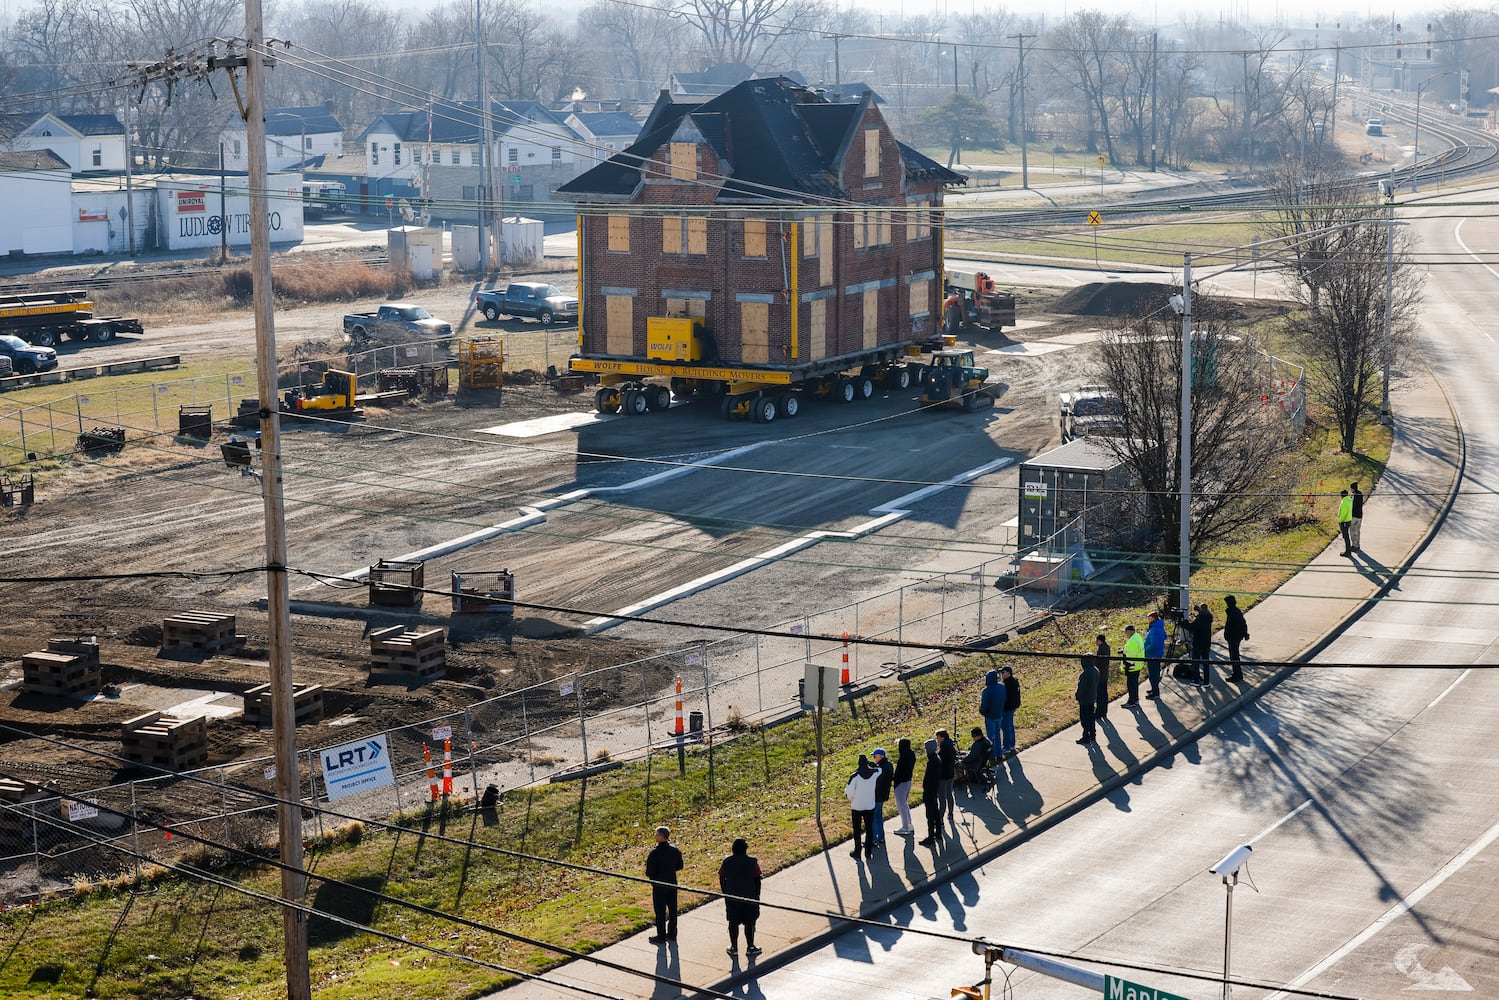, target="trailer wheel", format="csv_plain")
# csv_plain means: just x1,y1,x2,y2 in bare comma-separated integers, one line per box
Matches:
91,326,114,343
30,330,56,348
775,392,799,419
647,384,672,411
623,388,649,415
483,304,500,321
595,387,621,414
720,395,740,421
855,376,875,400
890,366,912,391
834,377,856,404
751,395,777,423
670,377,695,399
